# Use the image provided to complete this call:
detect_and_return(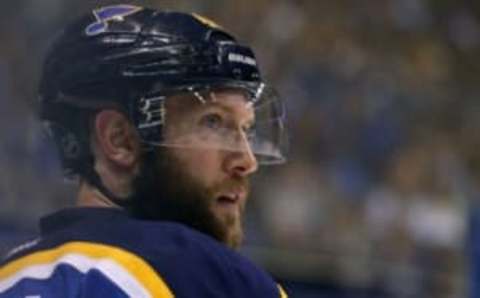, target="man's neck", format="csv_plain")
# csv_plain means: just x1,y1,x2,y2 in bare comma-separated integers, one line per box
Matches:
76,182,121,208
